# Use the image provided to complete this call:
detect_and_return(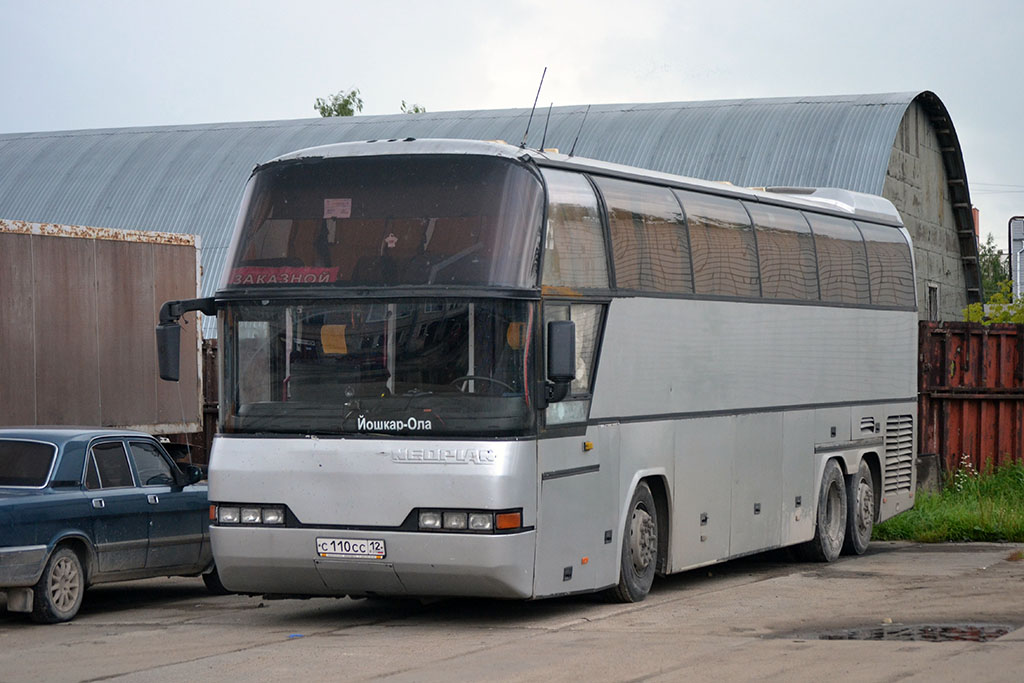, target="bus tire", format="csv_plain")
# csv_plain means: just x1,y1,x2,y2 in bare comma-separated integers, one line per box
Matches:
607,481,658,603
31,546,85,623
797,459,847,563
842,459,875,556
